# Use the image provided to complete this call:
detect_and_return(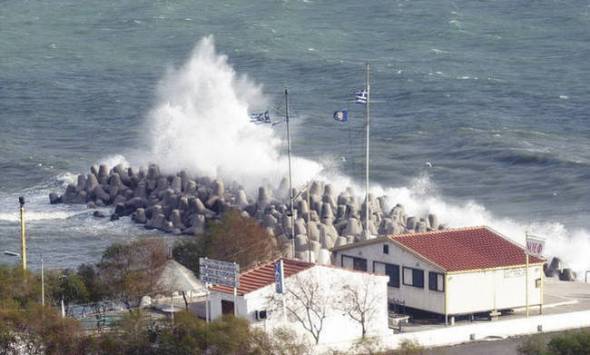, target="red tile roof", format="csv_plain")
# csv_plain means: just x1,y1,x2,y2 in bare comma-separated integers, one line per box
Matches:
390,226,544,272
210,258,314,295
